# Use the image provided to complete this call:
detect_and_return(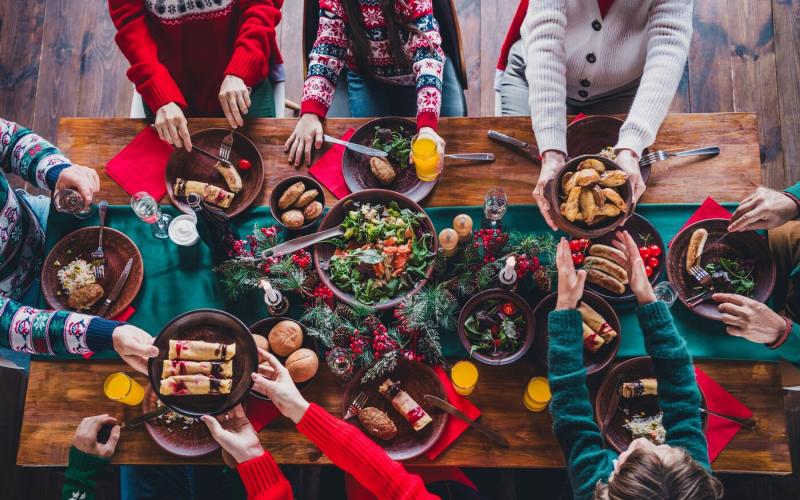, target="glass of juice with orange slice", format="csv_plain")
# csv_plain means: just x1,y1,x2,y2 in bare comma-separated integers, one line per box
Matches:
104,372,145,406
451,360,479,396
411,131,443,181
